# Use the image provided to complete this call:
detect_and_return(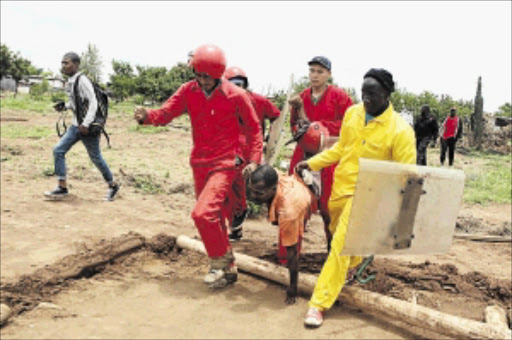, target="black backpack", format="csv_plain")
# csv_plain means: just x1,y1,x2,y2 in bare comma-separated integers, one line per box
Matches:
73,74,111,147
